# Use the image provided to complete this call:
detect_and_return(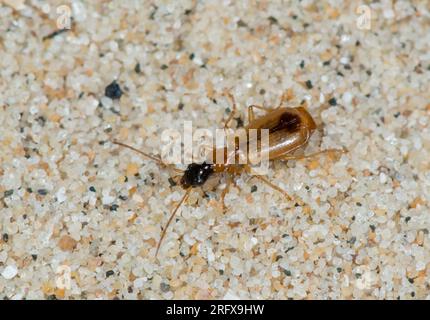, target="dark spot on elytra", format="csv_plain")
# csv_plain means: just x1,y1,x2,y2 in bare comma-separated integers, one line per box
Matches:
269,112,301,134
